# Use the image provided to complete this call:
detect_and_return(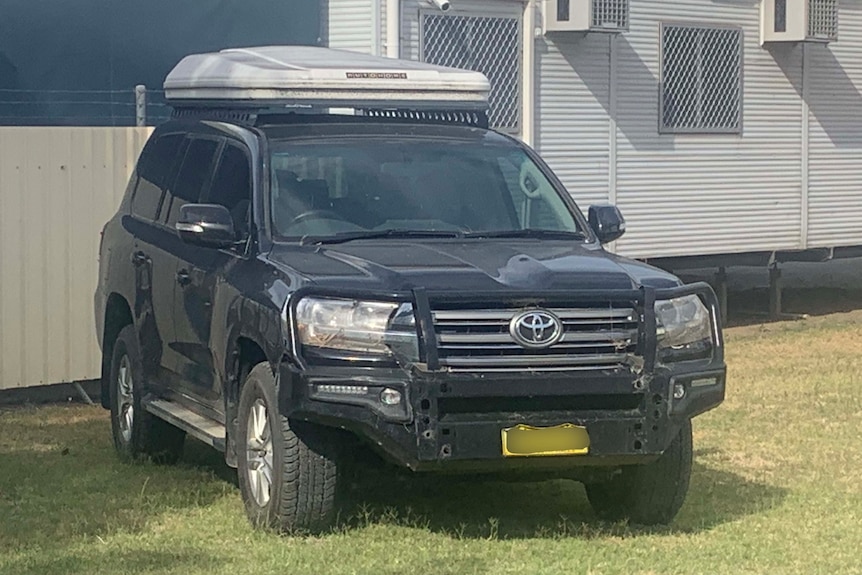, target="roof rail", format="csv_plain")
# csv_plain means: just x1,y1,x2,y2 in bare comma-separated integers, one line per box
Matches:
169,107,489,129
170,108,257,125
358,108,488,128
